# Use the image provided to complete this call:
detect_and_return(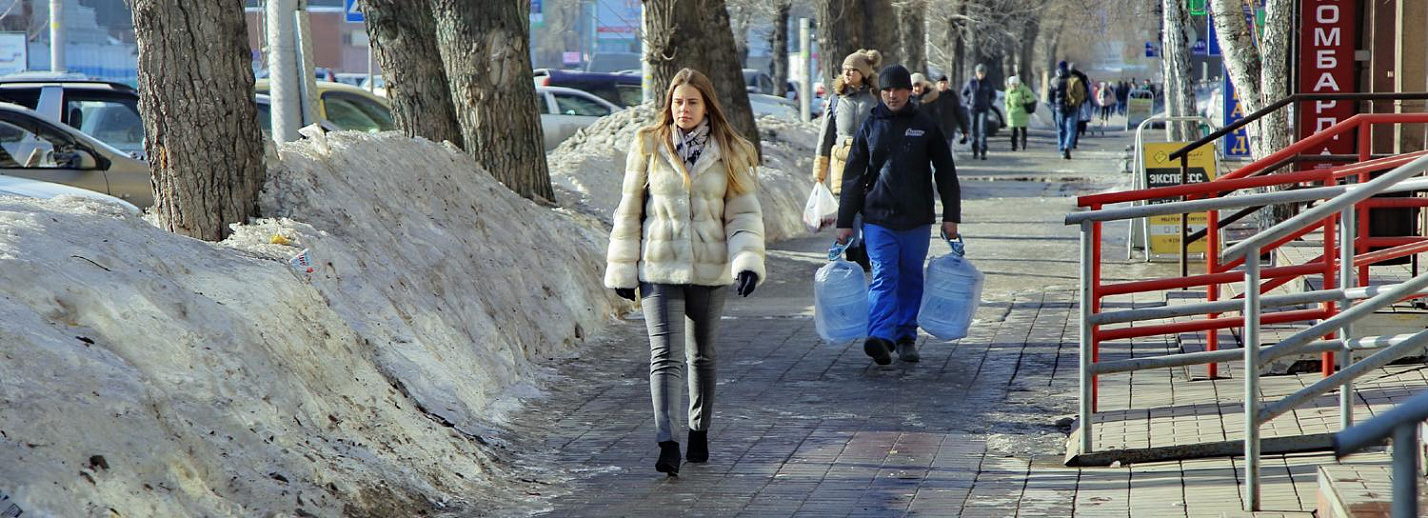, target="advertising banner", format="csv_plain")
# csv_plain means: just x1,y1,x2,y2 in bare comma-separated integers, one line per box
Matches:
1142,142,1219,257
